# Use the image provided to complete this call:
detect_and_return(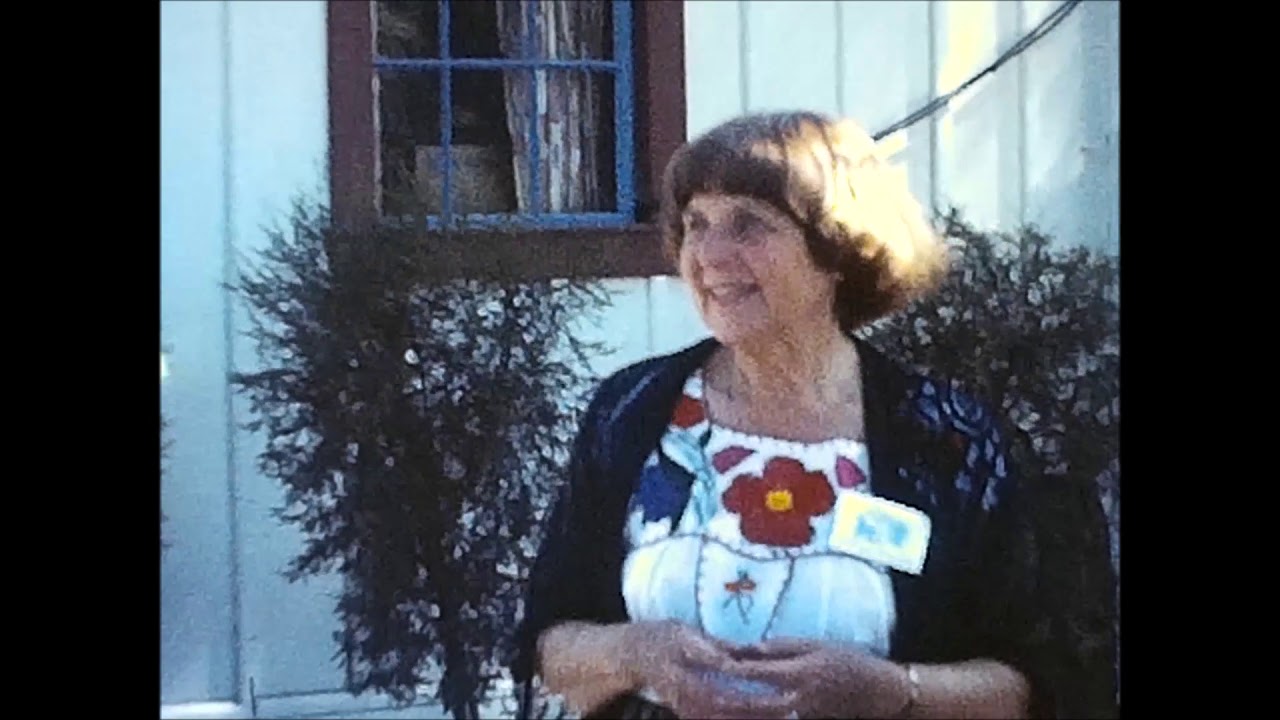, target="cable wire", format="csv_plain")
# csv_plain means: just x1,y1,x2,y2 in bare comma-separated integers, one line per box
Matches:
873,0,1083,141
